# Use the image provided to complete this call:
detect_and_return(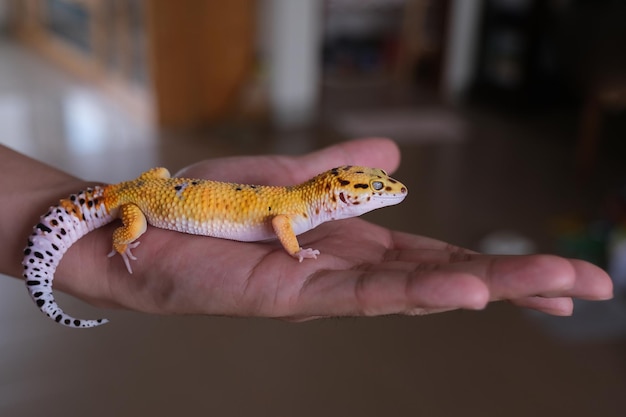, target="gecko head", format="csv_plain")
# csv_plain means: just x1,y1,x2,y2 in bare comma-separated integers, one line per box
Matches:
329,165,408,219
